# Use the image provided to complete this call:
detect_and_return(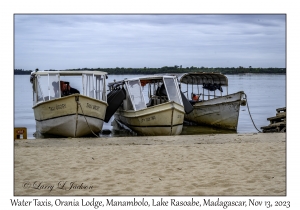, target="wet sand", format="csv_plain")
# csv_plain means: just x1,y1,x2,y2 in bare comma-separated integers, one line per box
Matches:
14,133,286,196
